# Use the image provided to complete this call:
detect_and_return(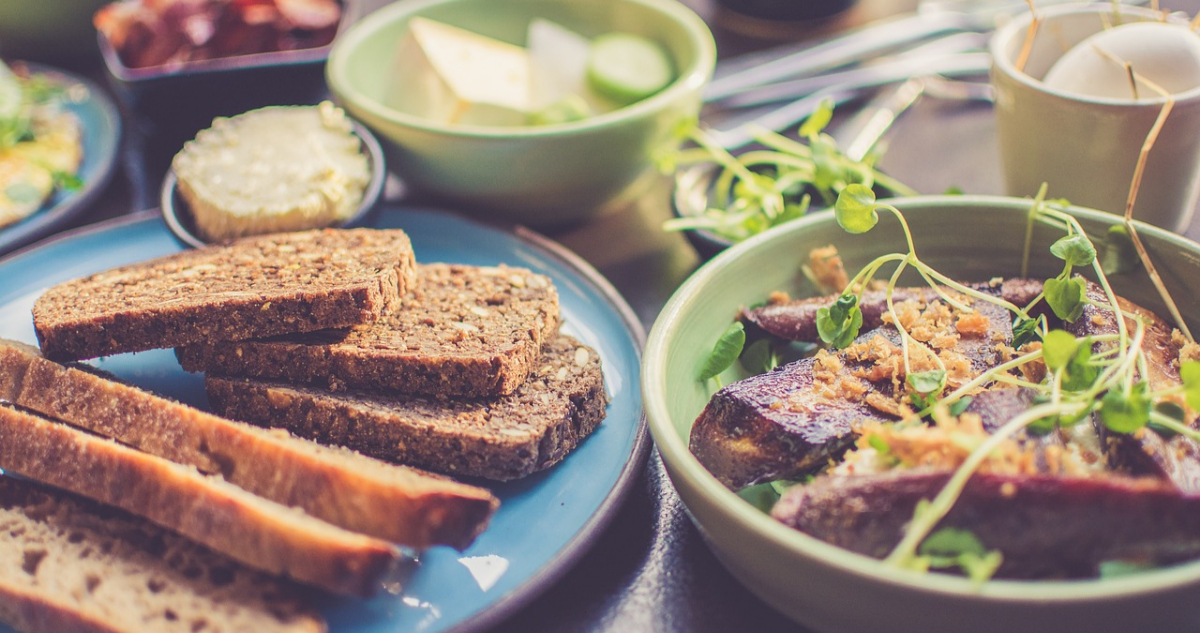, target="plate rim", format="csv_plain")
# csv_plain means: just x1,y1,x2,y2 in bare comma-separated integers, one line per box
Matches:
0,206,651,633
0,61,122,257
